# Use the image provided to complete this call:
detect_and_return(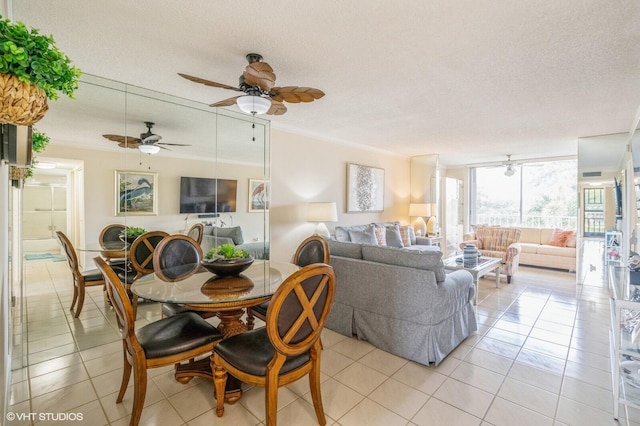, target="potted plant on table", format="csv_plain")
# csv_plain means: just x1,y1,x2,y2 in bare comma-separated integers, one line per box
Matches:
202,244,254,276
119,226,146,244
0,16,82,125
